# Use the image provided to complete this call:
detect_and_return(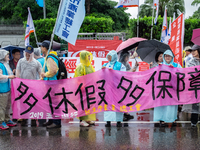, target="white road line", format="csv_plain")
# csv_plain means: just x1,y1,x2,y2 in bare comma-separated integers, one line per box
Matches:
69,121,196,124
